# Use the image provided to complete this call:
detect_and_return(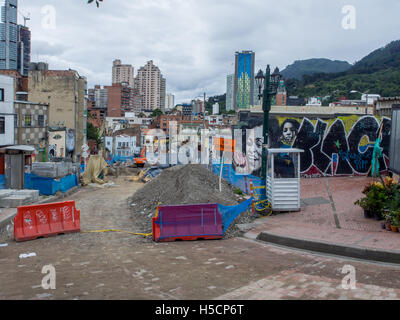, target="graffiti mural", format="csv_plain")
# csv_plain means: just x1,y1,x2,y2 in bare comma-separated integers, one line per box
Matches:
66,129,75,158
234,115,391,178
